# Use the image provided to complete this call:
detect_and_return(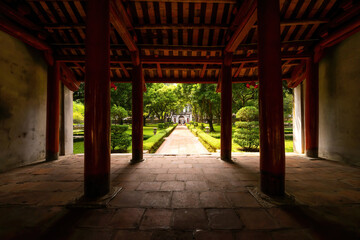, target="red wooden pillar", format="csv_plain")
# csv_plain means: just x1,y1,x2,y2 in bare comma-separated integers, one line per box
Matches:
305,56,319,158
221,53,233,161
131,64,144,163
46,61,60,161
84,0,111,198
257,0,285,196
